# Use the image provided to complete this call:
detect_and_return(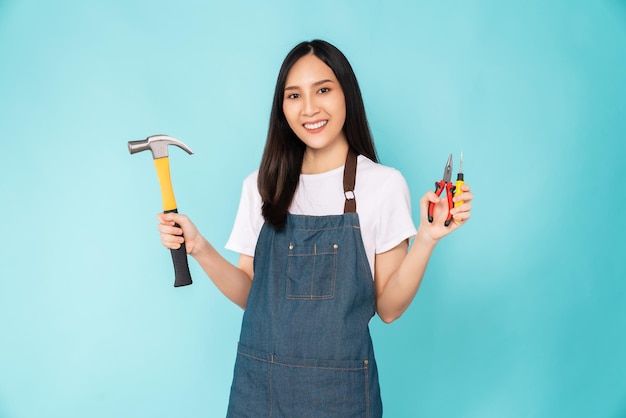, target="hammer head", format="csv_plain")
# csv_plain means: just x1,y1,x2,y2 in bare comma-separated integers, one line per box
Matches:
128,134,193,159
